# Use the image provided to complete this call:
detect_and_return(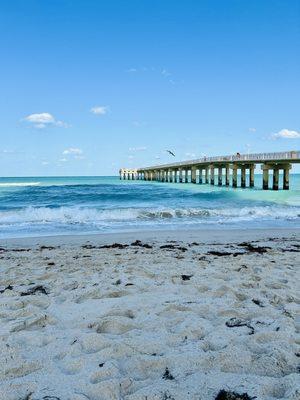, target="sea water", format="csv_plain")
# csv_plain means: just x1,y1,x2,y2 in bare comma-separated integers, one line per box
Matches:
0,175,299,238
